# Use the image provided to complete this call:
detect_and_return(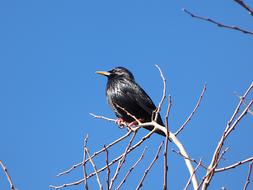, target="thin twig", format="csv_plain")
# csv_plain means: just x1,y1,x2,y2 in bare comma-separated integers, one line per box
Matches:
165,95,172,130
169,133,199,190
154,64,166,122
85,147,103,190
233,0,253,16
202,83,253,190
0,160,15,190
163,135,169,190
104,145,110,190
85,129,156,181
226,82,253,129
216,157,253,173
184,160,202,190
243,161,253,190
234,92,253,116
172,149,208,170
182,8,253,35
57,130,132,177
140,120,199,189
50,179,85,189
90,113,117,123
109,132,137,189
53,109,198,190
83,135,89,190
201,147,229,190
116,147,147,190
115,104,141,125
136,141,164,190
225,99,253,137
175,84,207,136
163,96,172,190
